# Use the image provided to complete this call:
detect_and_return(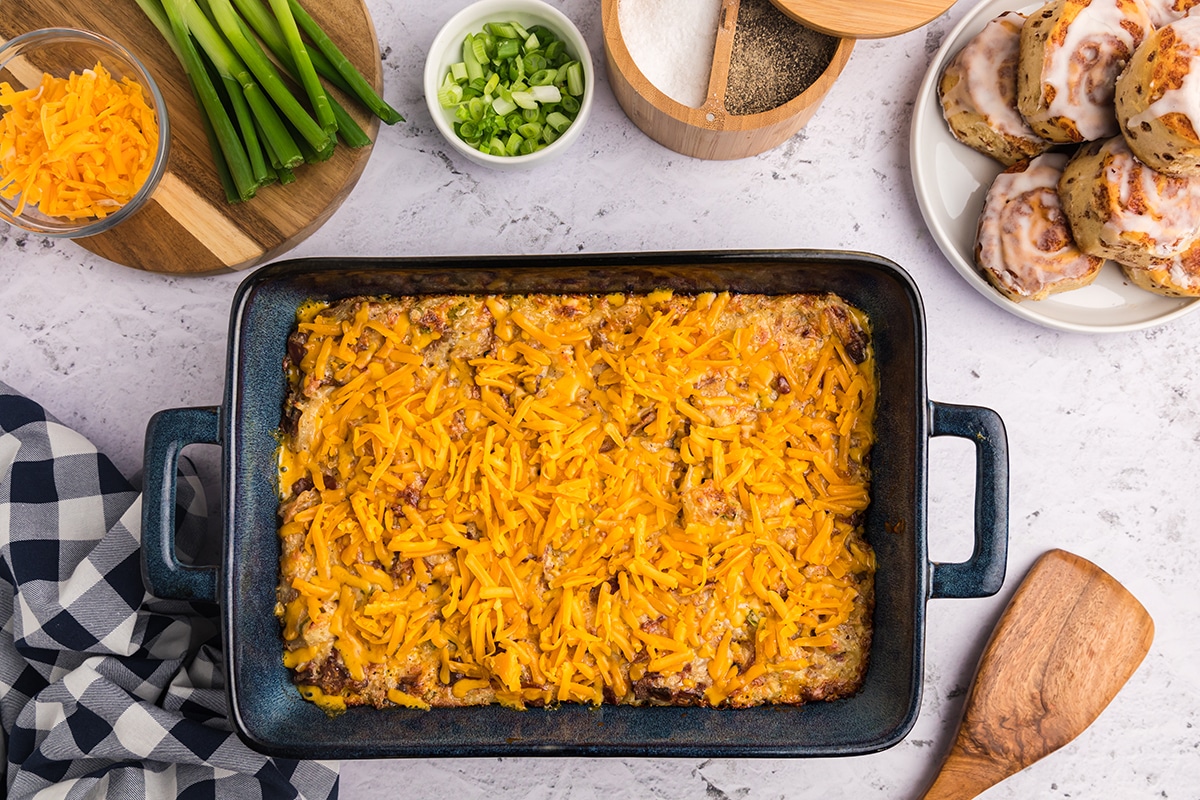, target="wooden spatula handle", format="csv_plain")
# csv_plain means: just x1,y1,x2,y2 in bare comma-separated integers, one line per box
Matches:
920,549,1154,800
921,750,1019,800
